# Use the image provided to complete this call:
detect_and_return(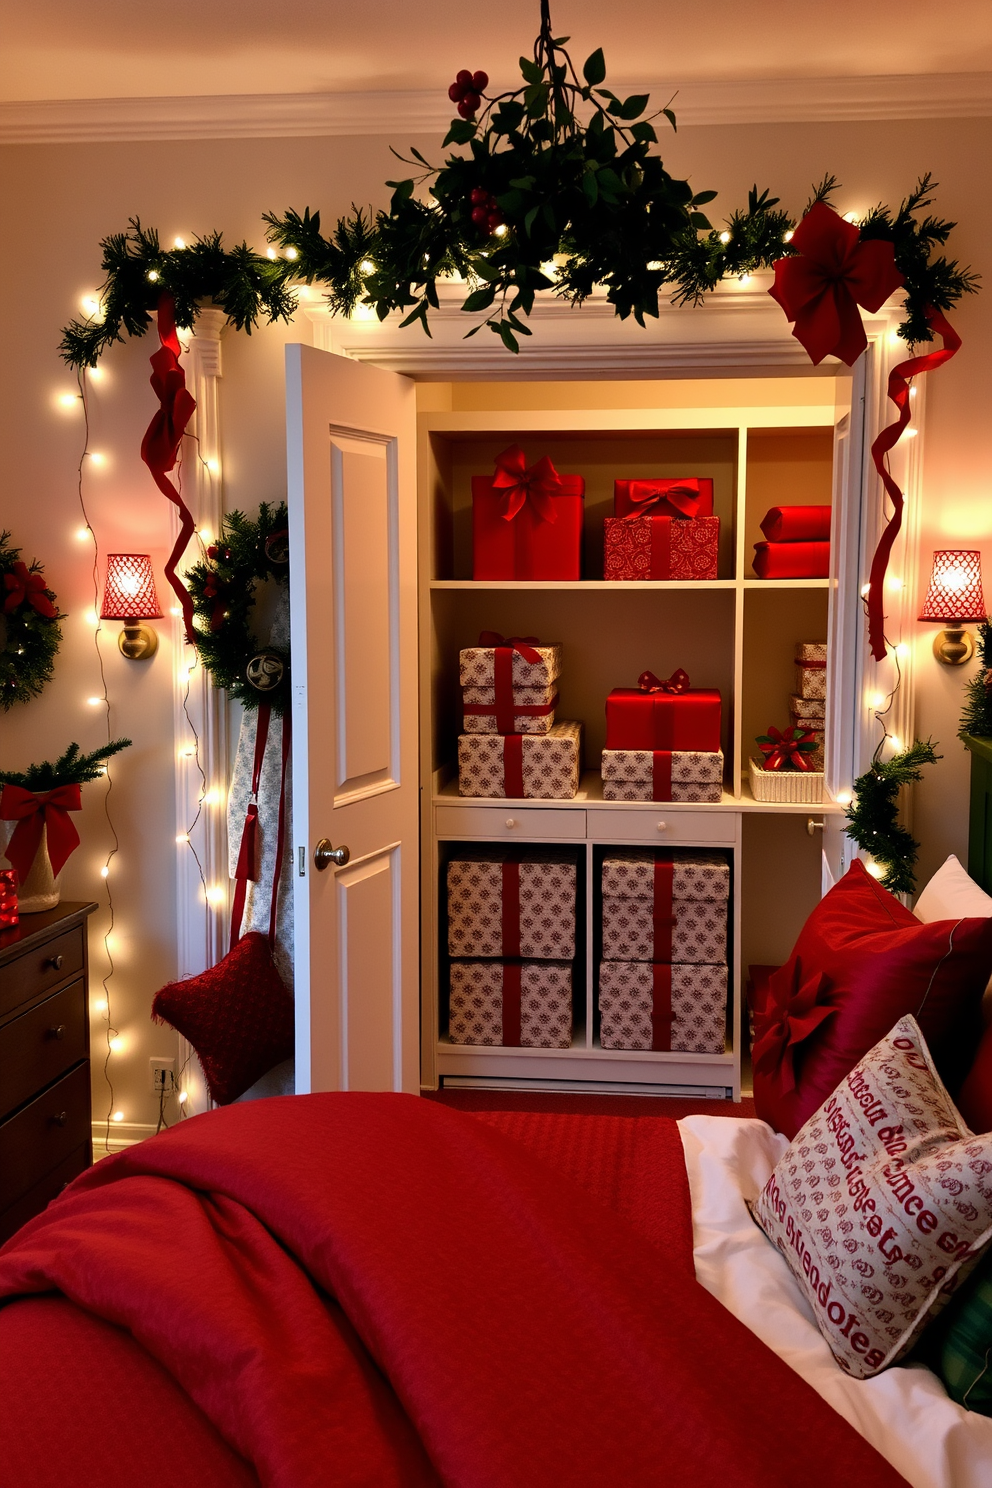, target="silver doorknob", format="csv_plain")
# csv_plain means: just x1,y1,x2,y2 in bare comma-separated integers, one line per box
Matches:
314,839,350,870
